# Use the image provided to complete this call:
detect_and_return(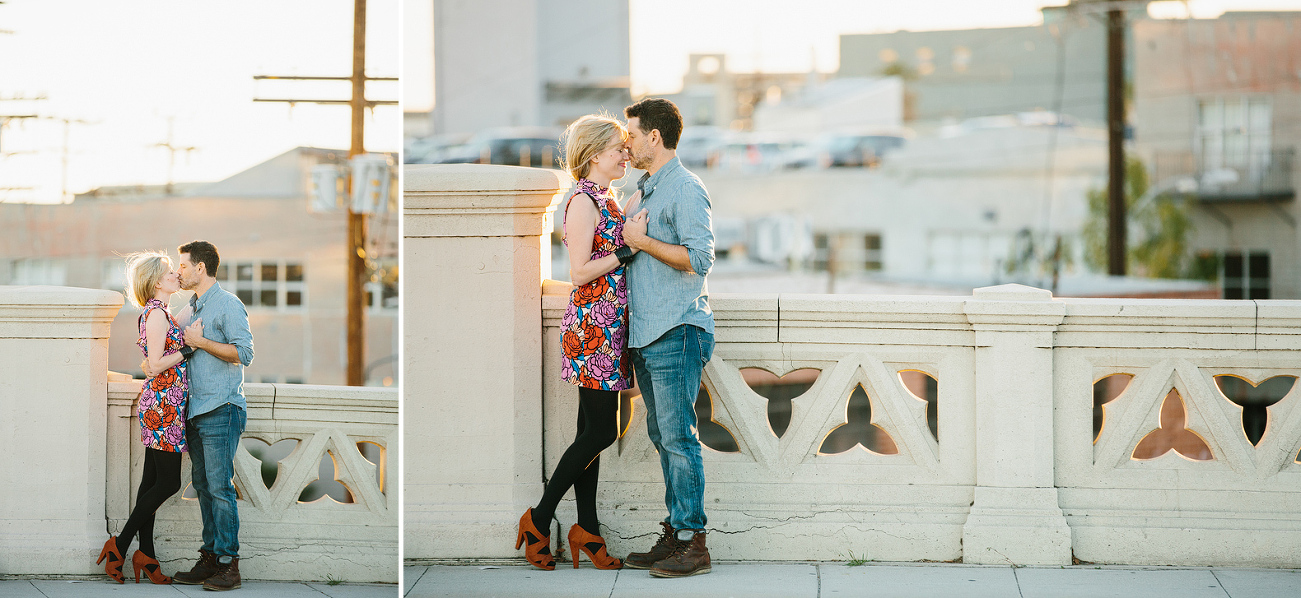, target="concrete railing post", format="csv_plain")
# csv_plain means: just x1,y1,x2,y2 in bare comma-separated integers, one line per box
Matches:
402,164,568,558
961,284,1071,565
0,286,123,573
